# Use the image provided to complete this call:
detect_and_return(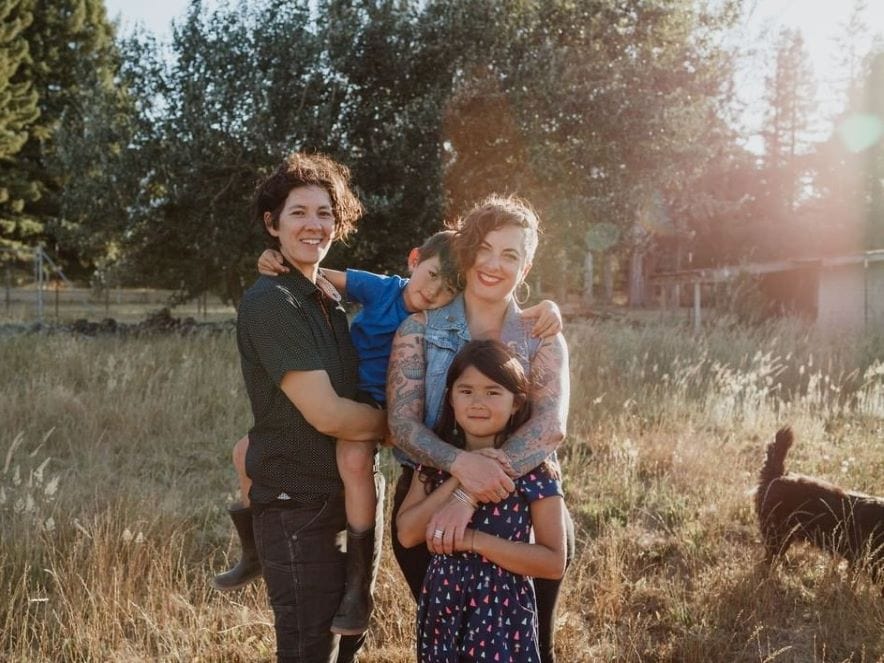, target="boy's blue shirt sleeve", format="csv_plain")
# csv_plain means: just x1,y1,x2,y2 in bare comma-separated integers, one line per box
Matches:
345,268,405,306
